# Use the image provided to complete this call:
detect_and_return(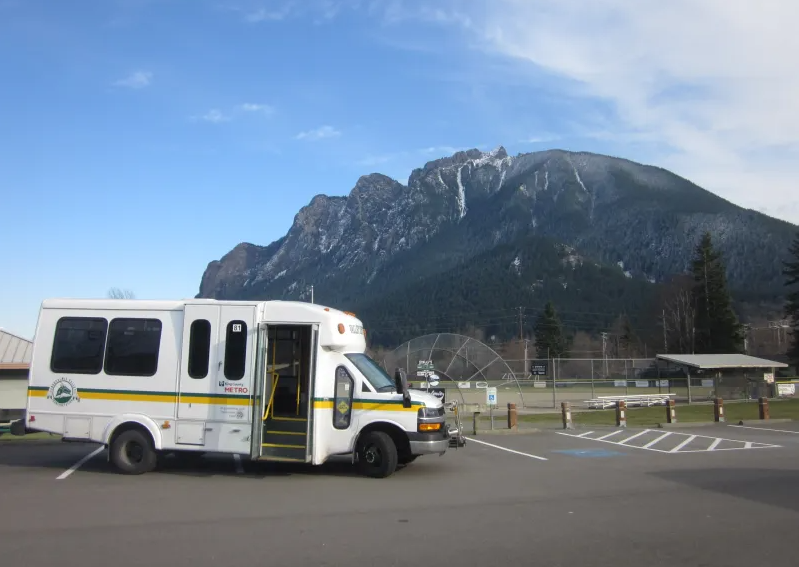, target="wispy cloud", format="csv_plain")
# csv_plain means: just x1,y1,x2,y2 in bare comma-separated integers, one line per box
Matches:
227,1,361,24
517,134,561,145
198,109,231,123
239,102,275,115
244,0,298,24
113,70,152,89
244,5,292,22
356,144,486,167
191,103,275,124
295,125,341,140
365,0,799,223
